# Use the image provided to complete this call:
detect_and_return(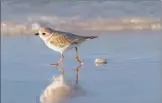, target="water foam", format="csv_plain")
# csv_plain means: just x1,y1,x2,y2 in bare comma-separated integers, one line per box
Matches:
1,16,161,36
